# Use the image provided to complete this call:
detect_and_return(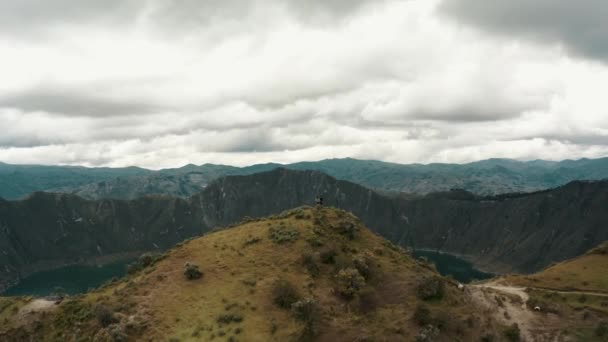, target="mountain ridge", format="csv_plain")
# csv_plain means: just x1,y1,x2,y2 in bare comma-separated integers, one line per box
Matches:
1,168,607,293
2,157,608,200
